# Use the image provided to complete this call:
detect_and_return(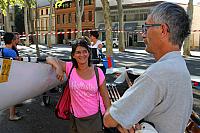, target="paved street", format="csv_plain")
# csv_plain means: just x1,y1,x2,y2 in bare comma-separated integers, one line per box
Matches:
0,44,200,133
18,44,200,76
17,44,200,78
